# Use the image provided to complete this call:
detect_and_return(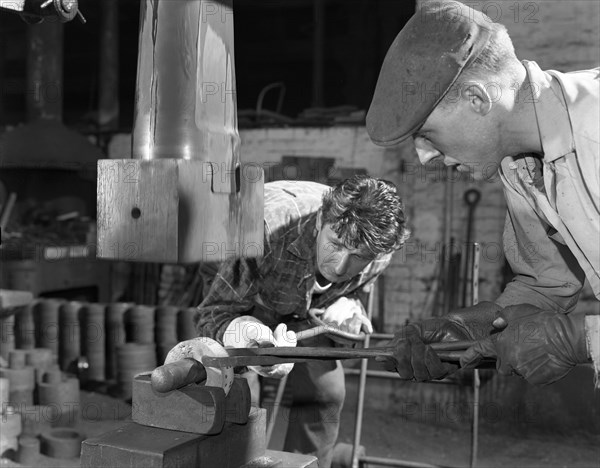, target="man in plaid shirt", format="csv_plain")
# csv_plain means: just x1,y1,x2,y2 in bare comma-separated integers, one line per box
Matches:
195,175,409,467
